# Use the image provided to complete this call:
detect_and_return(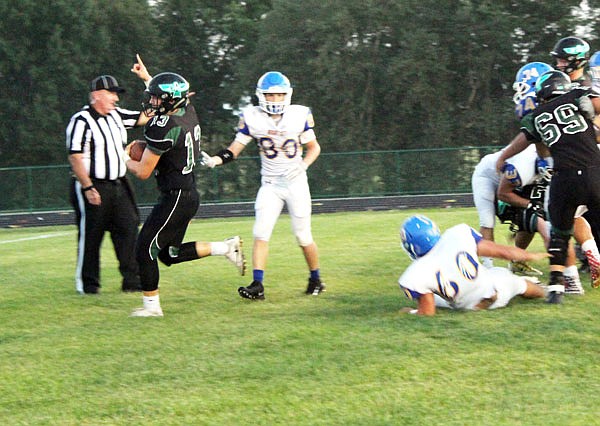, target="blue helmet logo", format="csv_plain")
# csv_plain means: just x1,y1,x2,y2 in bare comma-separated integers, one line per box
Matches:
513,62,553,118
